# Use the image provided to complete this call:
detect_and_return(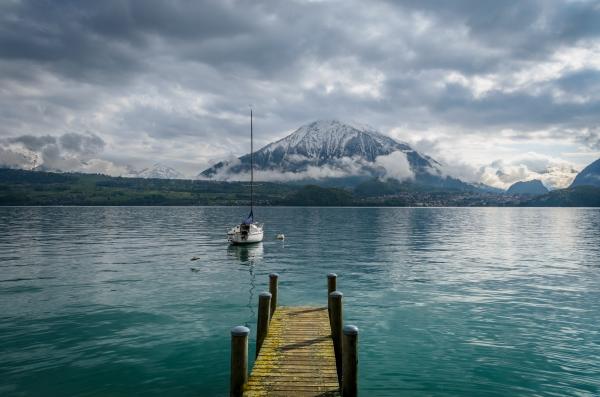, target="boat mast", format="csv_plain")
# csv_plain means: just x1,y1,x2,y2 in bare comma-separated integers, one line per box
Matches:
250,108,254,215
